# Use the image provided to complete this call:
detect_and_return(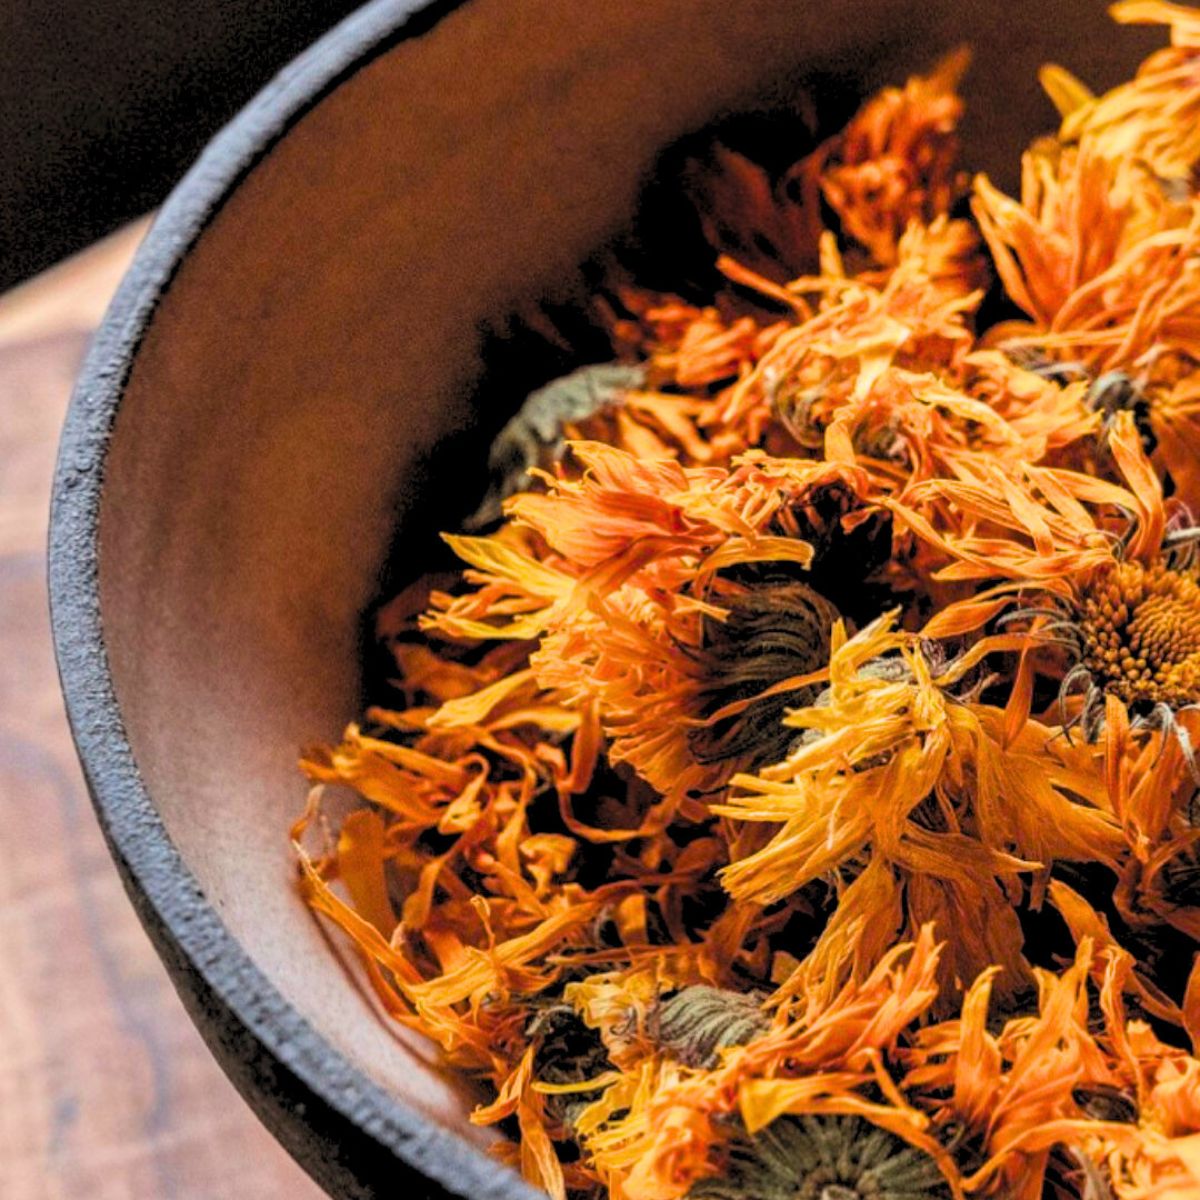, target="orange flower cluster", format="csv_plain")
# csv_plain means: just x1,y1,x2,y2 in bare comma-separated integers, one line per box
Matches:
294,7,1200,1198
